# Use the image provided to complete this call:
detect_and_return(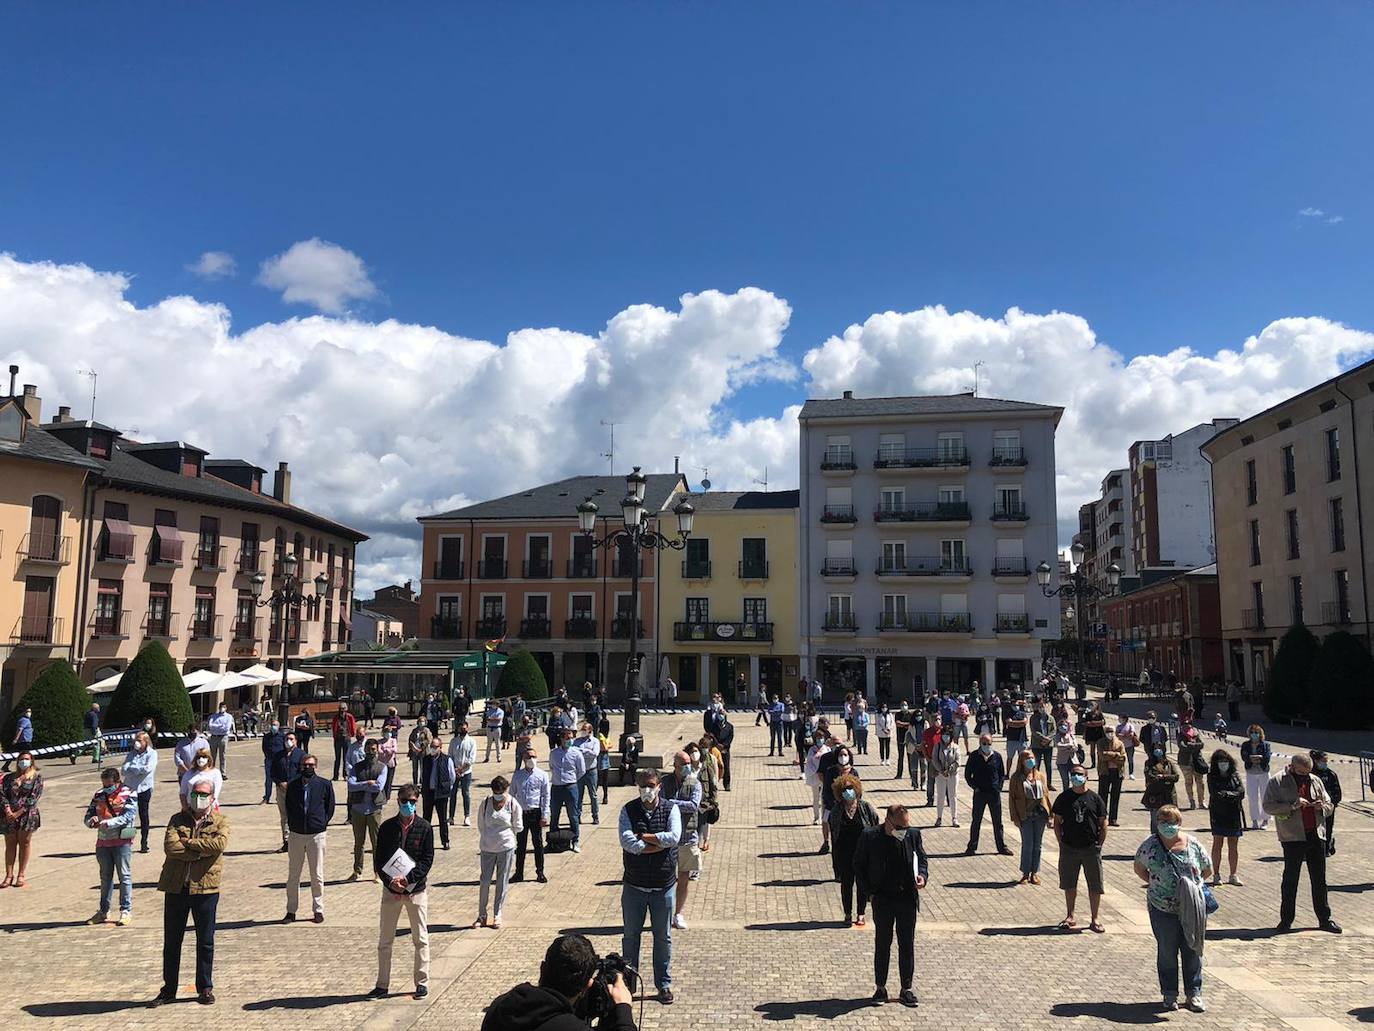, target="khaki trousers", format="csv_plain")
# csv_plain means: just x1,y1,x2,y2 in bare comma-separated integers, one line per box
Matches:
352,811,382,876
377,889,430,990
286,831,326,917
